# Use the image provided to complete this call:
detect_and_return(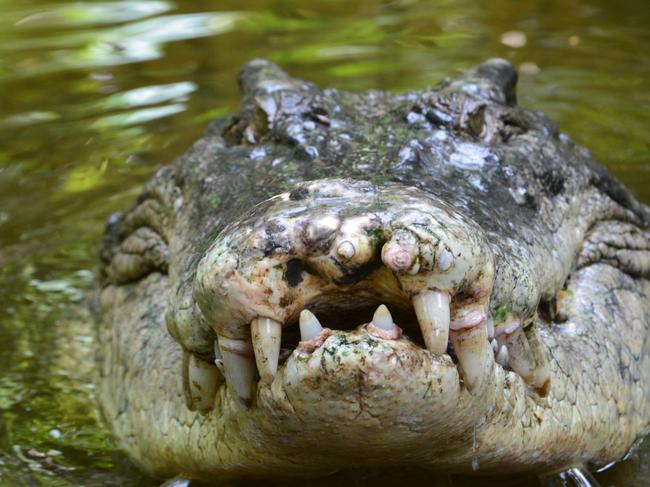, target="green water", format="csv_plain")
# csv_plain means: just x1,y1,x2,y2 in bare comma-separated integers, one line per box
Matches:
0,0,648,485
